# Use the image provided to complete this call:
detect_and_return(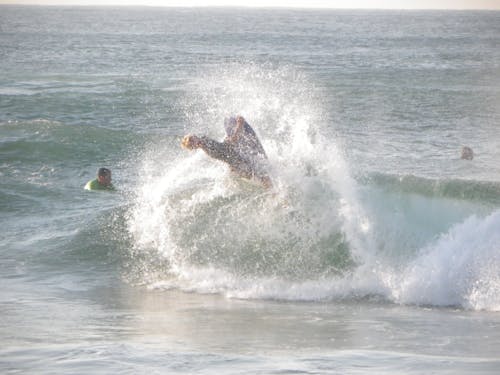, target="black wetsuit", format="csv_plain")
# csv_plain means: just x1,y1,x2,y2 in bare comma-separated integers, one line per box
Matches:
198,123,269,181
